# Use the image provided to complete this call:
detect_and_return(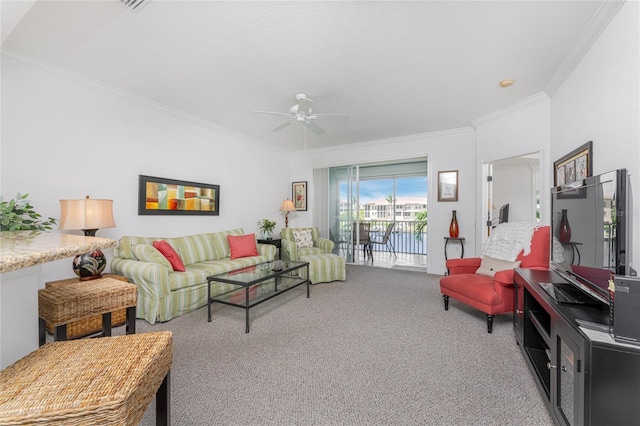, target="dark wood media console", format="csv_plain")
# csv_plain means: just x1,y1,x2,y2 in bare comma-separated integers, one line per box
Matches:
514,268,640,426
